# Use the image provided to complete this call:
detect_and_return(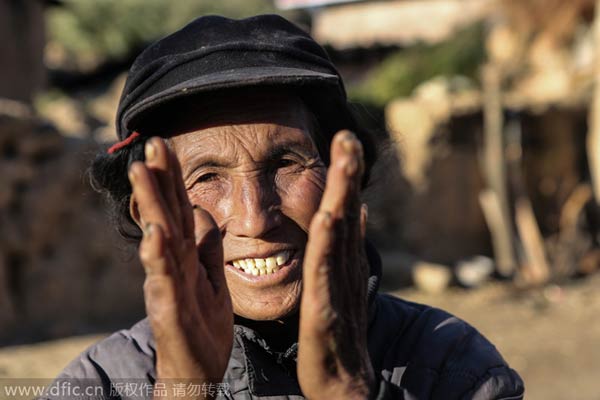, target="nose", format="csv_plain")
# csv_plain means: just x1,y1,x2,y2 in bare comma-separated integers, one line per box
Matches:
225,175,281,239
